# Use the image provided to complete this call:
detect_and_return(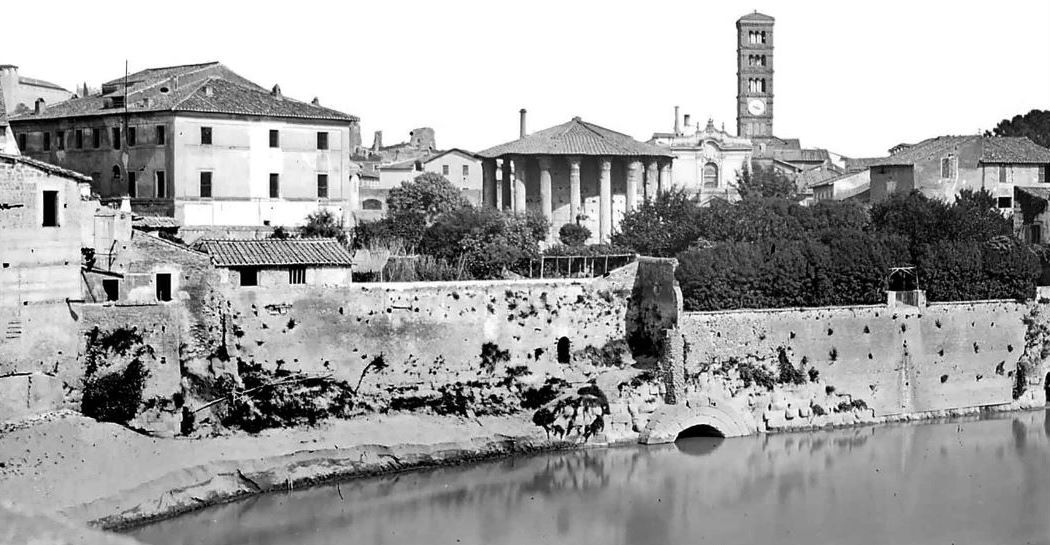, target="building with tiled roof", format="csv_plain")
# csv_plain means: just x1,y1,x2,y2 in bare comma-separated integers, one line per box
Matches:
195,238,353,287
0,65,73,116
867,134,1050,206
477,111,673,243
8,62,363,230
